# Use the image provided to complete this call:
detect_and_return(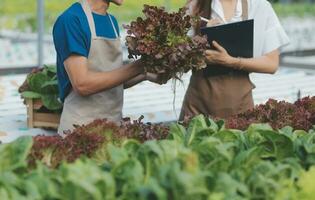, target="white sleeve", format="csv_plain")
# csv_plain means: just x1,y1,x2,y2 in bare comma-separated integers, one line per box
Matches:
262,2,290,54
